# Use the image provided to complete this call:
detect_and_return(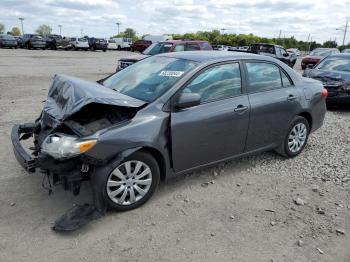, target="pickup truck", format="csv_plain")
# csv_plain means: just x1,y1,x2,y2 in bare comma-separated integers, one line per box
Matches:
236,43,297,68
